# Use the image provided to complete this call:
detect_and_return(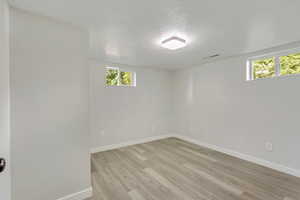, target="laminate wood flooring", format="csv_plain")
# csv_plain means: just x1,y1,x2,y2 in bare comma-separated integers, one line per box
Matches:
90,137,300,200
